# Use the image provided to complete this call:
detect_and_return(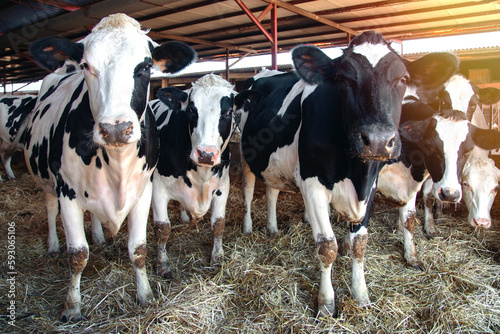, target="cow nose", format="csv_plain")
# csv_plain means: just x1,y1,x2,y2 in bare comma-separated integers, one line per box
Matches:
99,122,133,145
194,146,220,166
472,218,491,229
438,187,461,202
356,126,400,160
